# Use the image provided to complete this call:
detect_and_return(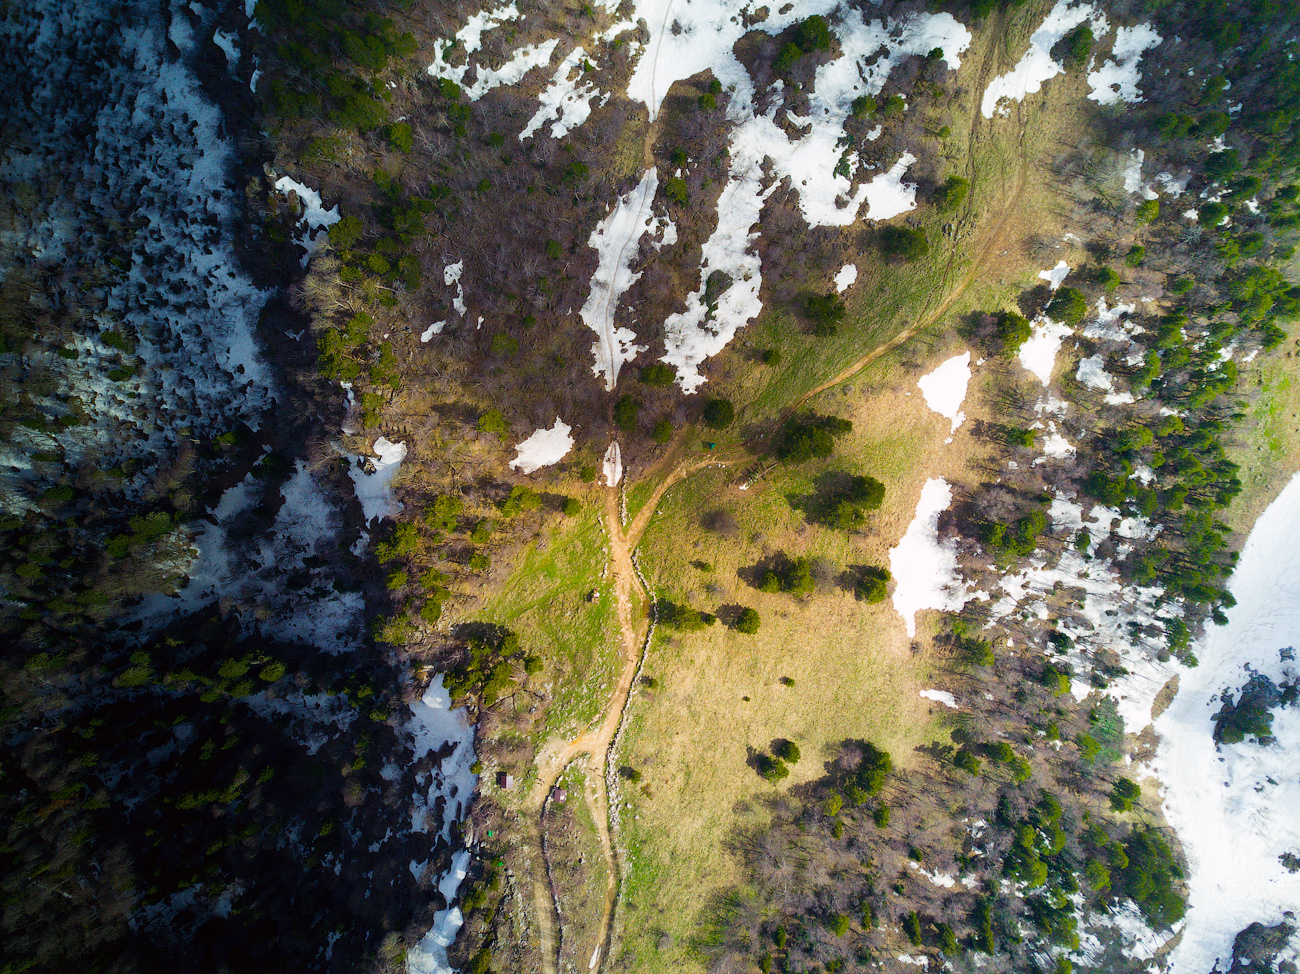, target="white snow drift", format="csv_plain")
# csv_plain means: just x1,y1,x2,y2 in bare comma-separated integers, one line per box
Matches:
982,0,1109,118
1088,23,1162,106
1155,474,1300,974
348,436,408,526
509,418,574,473
580,169,663,390
917,352,972,434
890,479,984,638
